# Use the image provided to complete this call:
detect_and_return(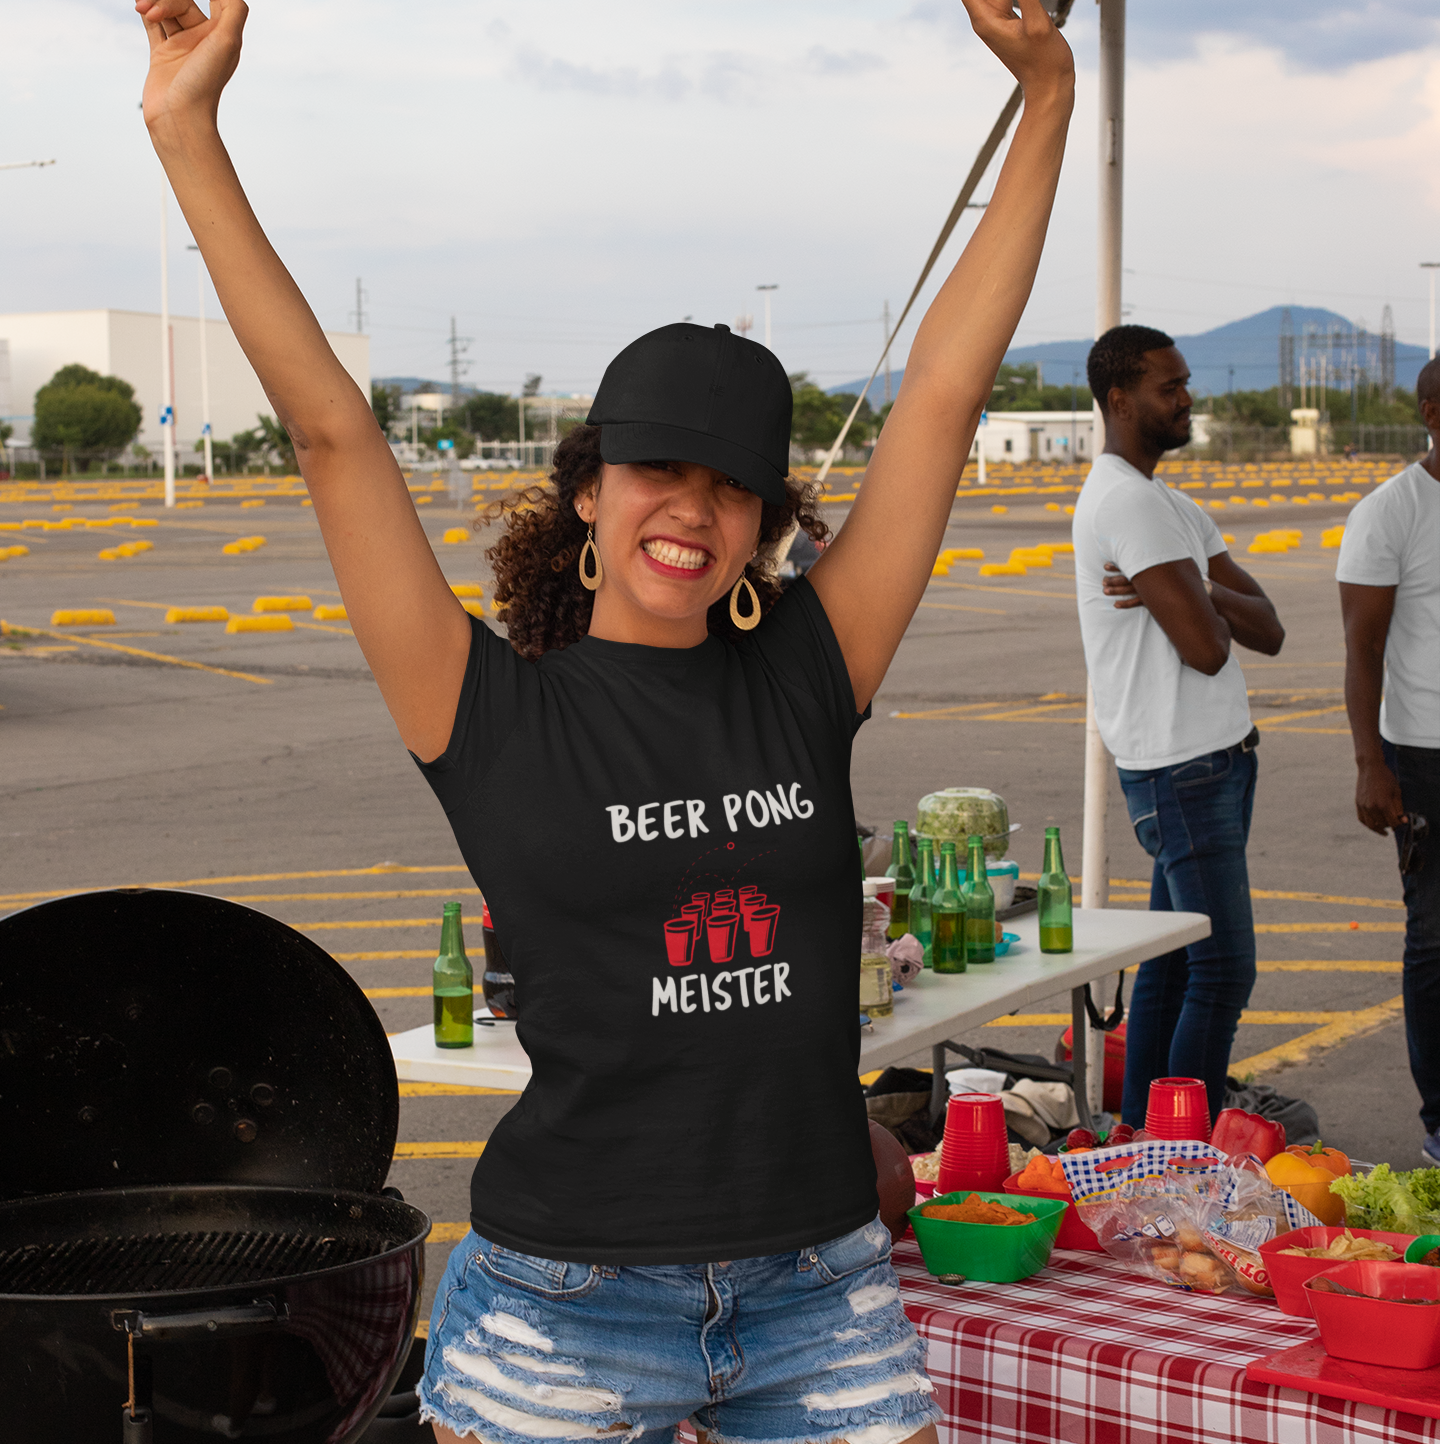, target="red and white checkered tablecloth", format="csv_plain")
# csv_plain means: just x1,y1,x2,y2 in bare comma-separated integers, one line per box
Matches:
894,1239,1440,1444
